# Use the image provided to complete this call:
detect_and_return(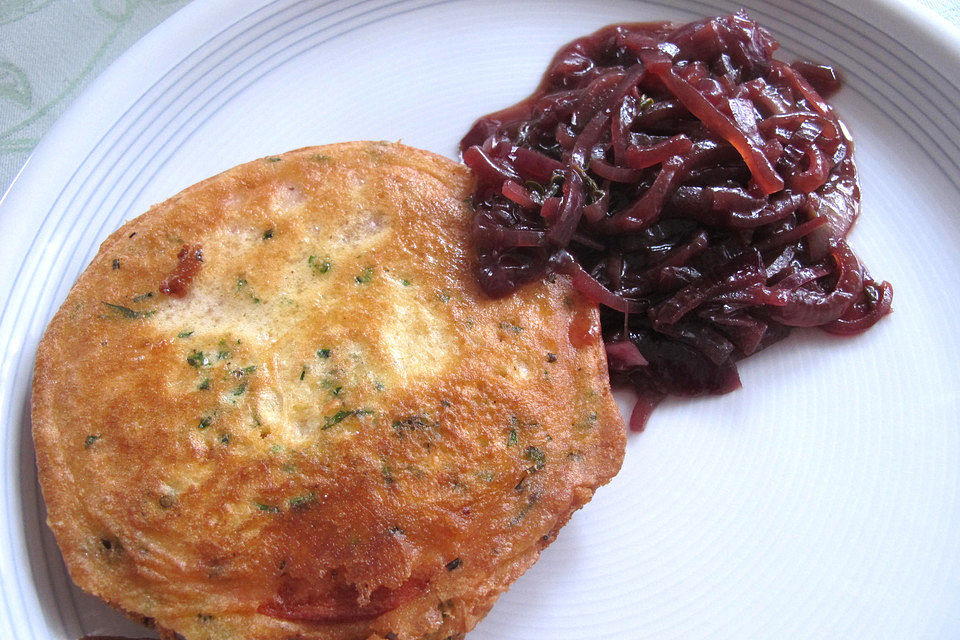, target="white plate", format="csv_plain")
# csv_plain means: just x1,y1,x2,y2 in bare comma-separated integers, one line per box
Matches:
2,1,960,638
